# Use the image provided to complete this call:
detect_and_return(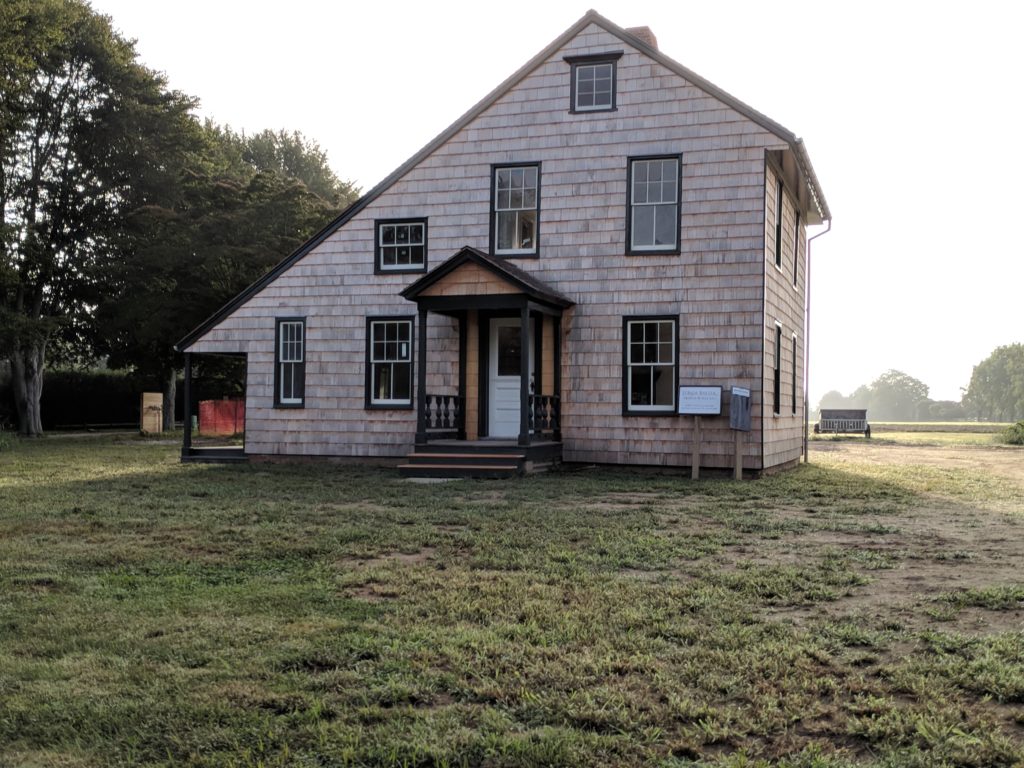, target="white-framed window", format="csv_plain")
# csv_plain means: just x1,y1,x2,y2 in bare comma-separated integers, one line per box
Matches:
628,156,680,253
792,333,799,415
276,318,305,407
624,317,677,414
774,178,784,269
792,211,801,286
773,322,783,416
376,219,426,273
574,62,614,111
565,51,621,113
367,318,413,407
492,164,539,256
